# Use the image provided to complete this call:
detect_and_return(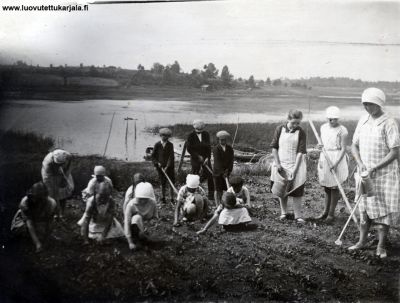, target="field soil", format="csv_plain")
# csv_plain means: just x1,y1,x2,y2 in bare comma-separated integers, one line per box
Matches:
2,169,400,302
